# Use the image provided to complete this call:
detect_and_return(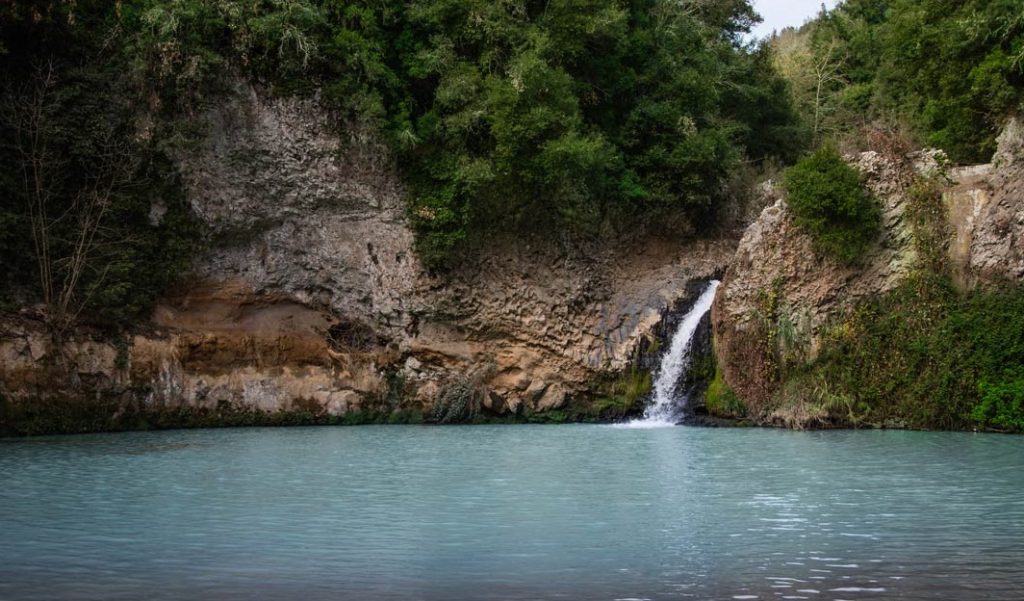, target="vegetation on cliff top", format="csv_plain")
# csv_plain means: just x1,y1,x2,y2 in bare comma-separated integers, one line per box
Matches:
124,0,807,265
2,0,807,280
774,0,1024,163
